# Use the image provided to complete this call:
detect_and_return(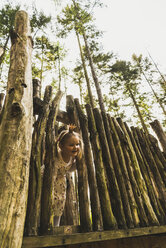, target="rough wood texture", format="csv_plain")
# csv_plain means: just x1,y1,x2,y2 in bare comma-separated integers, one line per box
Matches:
75,99,102,231
117,118,159,227
25,86,53,236
93,108,125,229
22,225,166,247
66,95,92,232
85,104,117,230
0,11,33,248
40,91,63,235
